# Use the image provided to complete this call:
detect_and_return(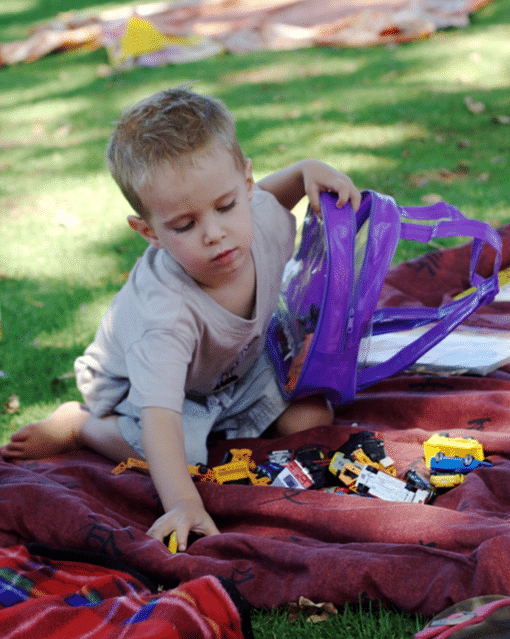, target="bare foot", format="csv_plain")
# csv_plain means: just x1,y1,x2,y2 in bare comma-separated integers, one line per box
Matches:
1,401,89,460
